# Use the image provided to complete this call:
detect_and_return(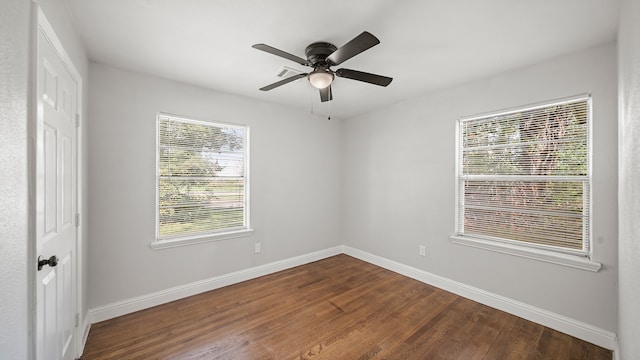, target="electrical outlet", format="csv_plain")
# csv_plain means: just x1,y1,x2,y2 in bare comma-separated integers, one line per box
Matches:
254,242,261,254
419,245,426,257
